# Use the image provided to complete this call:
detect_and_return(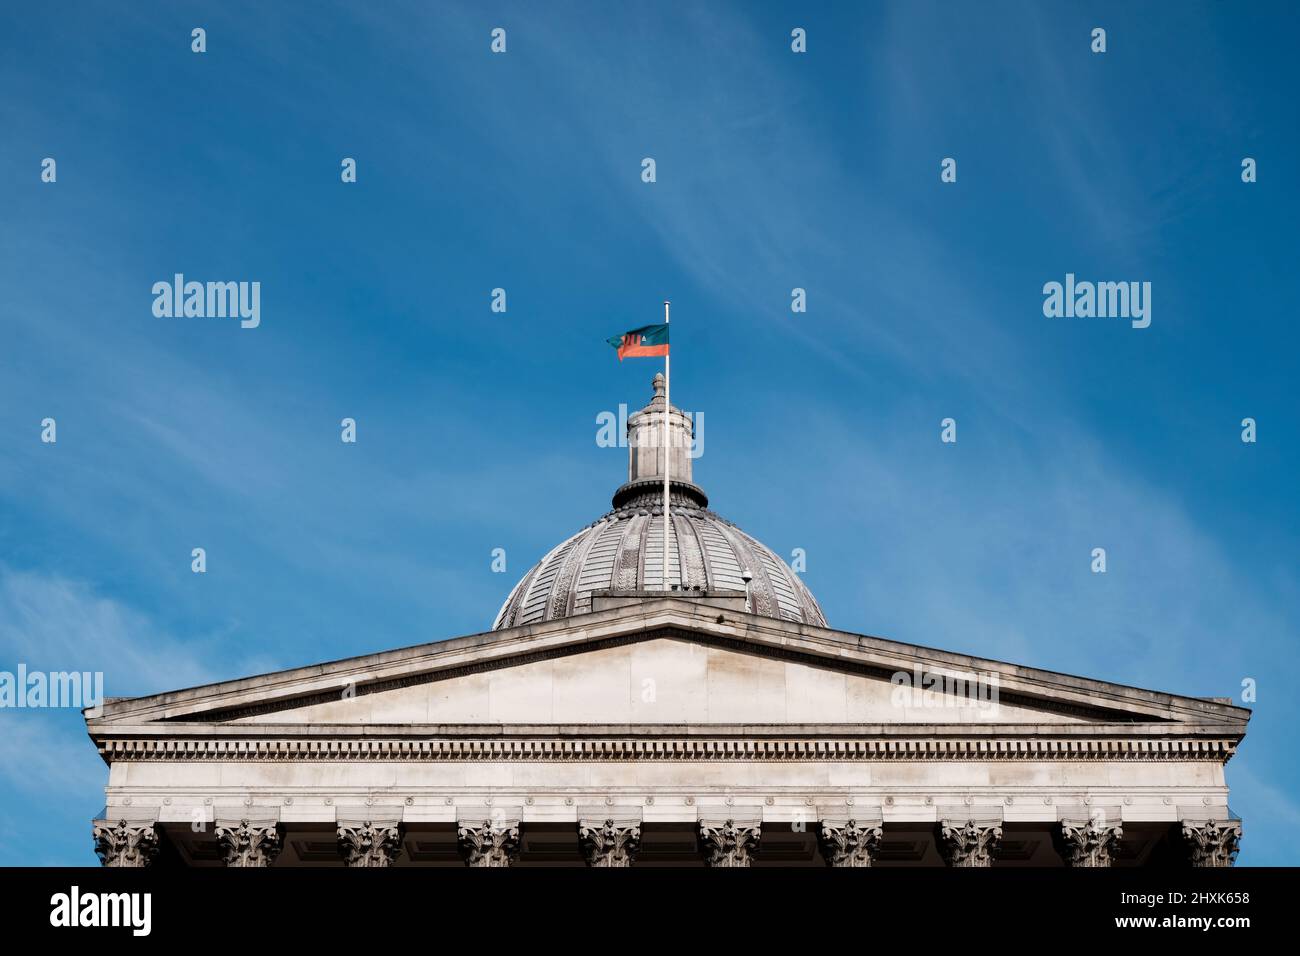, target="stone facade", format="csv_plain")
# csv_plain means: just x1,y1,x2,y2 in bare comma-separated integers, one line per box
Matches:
82,598,1248,867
